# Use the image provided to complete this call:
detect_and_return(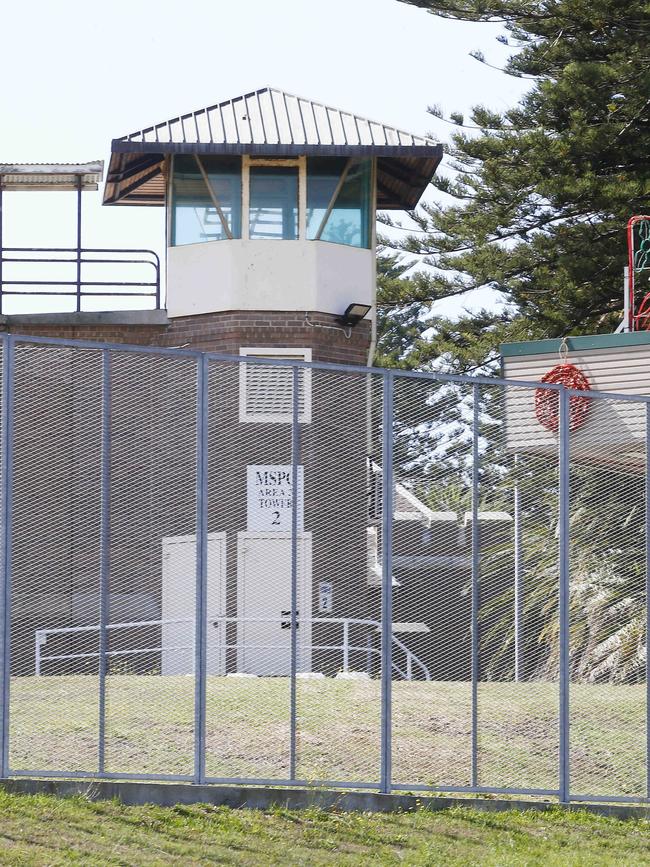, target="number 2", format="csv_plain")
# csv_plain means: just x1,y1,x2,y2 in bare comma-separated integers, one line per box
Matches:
271,511,281,526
